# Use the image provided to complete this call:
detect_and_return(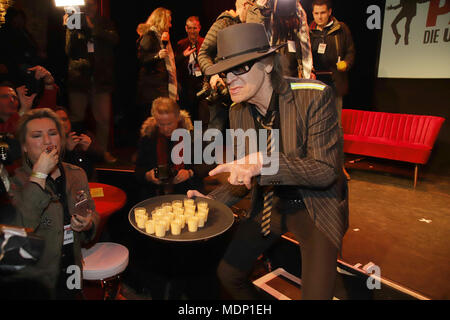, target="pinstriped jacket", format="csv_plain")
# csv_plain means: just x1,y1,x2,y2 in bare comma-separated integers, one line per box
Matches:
209,77,349,250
